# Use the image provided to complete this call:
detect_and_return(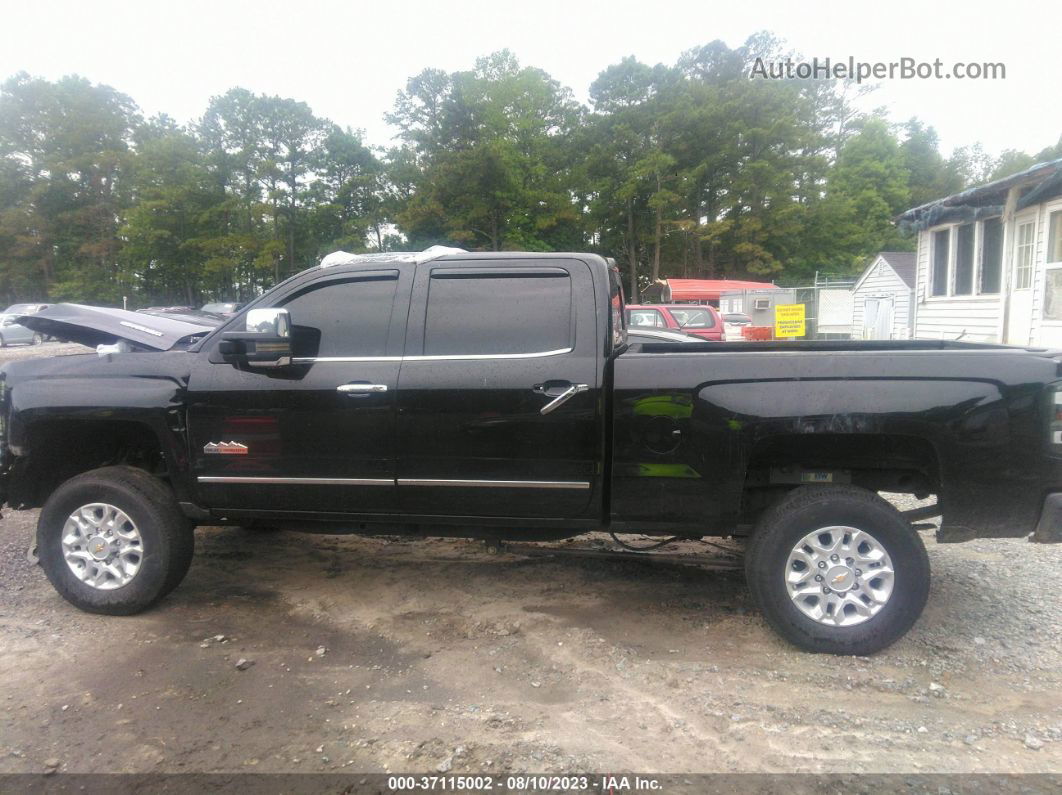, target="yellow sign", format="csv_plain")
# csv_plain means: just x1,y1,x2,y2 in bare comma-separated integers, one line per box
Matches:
774,303,806,338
